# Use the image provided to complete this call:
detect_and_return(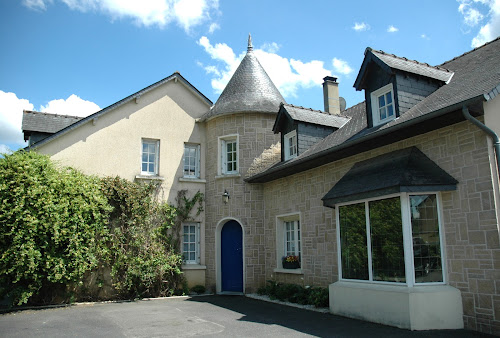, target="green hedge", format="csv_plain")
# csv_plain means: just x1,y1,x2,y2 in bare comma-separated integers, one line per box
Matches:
257,280,329,308
0,151,184,306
